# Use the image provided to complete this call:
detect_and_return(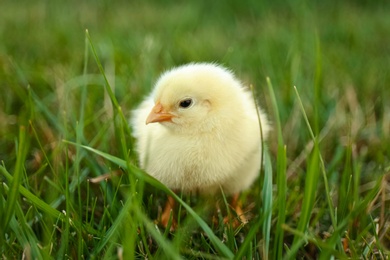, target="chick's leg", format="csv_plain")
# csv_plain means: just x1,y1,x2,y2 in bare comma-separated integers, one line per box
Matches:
231,193,247,223
223,193,248,226
160,195,177,230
